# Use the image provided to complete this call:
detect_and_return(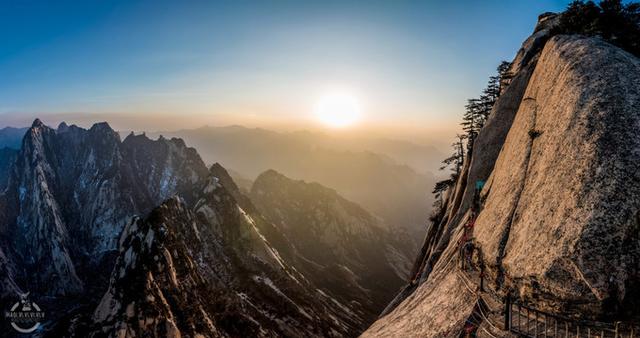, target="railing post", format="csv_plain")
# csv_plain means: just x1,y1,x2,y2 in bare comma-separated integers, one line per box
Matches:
505,294,511,331
614,322,619,338
565,322,569,338
536,312,539,337
554,319,558,338
577,326,580,338
544,314,548,338
518,304,521,332
527,308,531,335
